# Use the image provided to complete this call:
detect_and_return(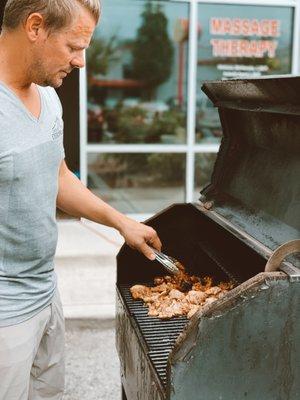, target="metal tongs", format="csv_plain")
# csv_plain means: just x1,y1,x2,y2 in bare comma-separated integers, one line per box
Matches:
150,247,180,275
